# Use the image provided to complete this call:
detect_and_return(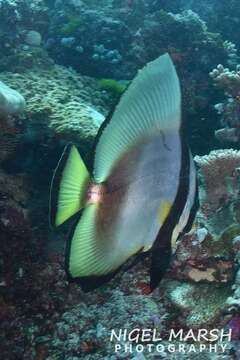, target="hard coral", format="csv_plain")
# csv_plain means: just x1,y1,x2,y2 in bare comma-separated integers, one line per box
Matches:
195,149,240,211
163,149,240,331
210,61,240,143
0,65,110,152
